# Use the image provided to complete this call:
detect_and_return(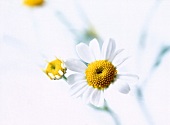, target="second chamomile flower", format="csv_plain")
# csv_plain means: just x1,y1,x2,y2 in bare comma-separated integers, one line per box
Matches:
65,38,139,107
44,58,67,80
